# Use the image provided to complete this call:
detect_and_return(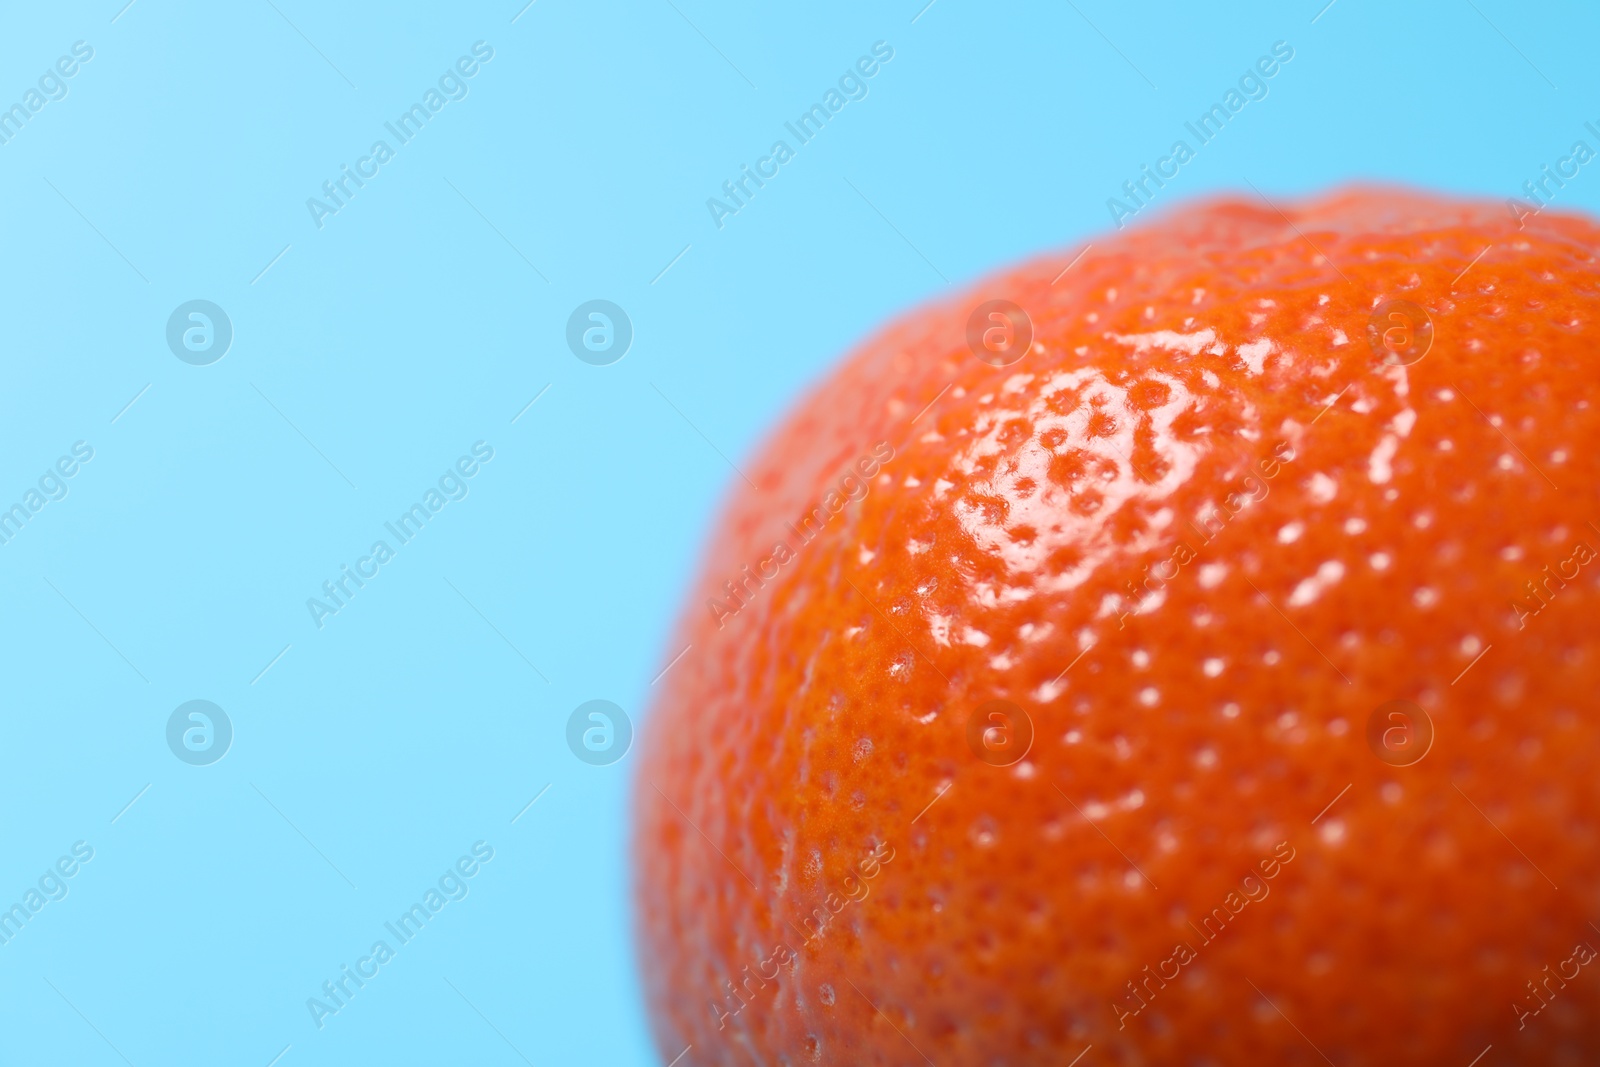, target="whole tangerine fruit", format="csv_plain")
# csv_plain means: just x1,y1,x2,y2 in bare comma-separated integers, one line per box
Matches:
633,186,1600,1065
